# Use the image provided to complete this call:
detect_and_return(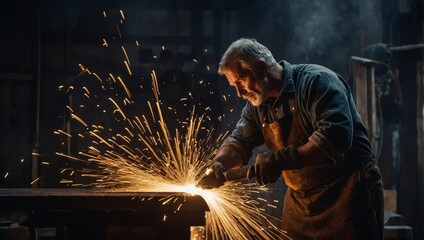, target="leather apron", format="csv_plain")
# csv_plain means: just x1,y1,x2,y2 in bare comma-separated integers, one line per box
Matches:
261,95,383,240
